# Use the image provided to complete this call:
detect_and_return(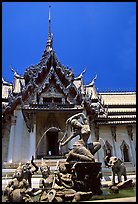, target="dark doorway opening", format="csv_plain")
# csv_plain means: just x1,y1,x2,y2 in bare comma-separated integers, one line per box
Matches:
46,131,59,156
